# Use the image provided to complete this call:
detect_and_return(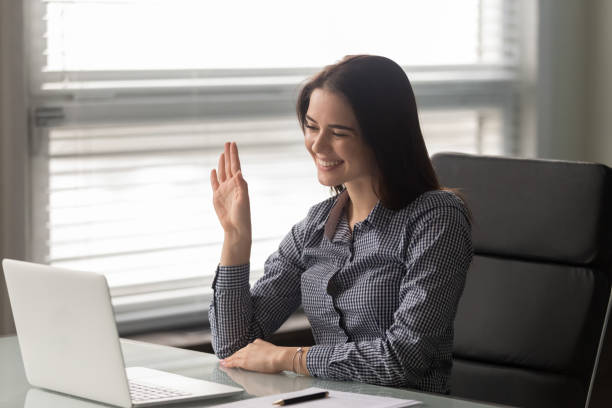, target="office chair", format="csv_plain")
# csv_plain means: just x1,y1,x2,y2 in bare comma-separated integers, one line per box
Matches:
431,153,612,408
